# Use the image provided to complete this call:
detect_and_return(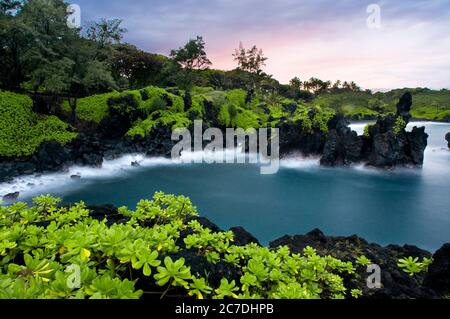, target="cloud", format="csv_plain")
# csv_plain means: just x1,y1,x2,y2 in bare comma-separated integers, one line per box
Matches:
70,0,450,89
